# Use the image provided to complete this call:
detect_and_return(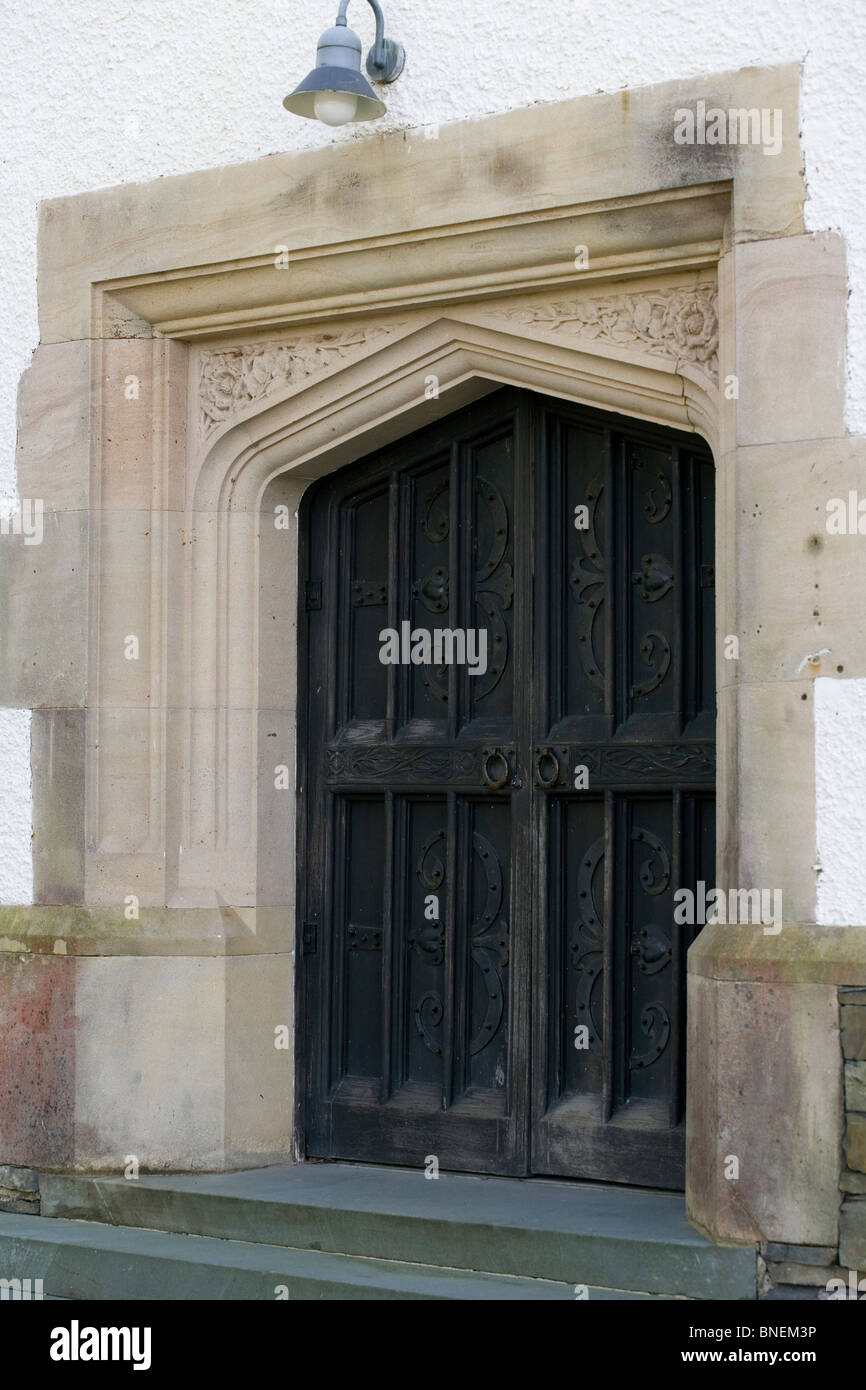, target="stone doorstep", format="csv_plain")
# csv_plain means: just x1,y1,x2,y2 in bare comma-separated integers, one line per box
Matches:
36,1163,758,1300
0,1214,580,1301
